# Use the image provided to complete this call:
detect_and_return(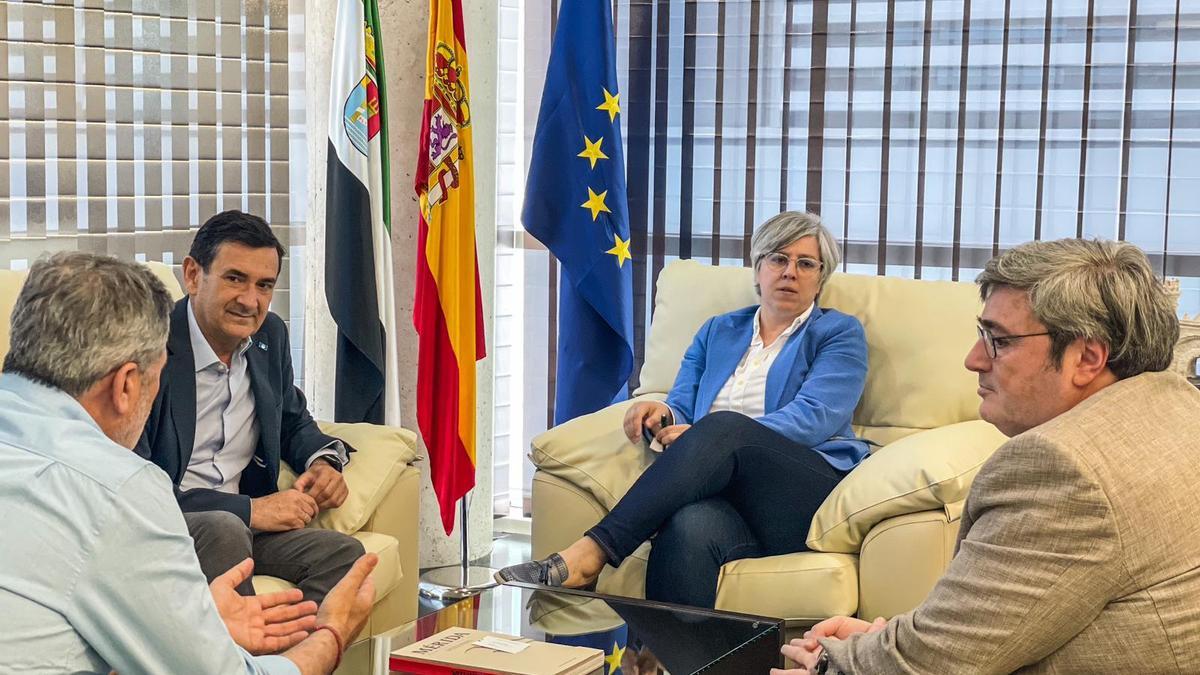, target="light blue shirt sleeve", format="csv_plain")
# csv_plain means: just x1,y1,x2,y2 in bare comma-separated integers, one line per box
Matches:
67,464,300,675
